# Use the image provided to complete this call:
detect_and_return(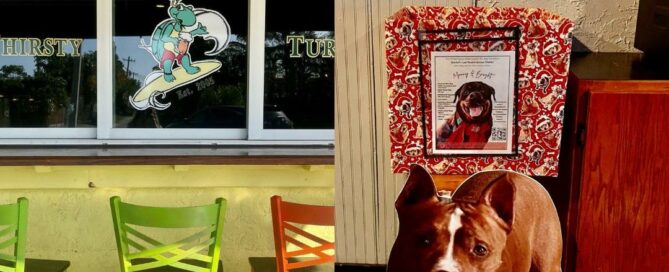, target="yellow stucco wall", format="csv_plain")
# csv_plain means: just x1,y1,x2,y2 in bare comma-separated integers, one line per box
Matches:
0,165,335,271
